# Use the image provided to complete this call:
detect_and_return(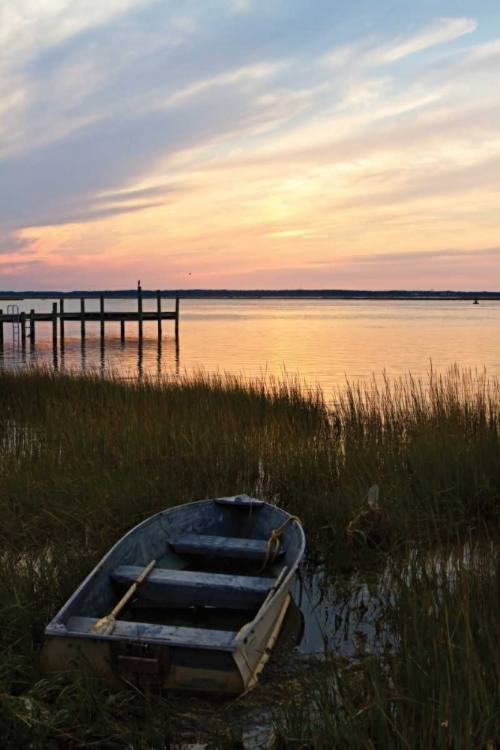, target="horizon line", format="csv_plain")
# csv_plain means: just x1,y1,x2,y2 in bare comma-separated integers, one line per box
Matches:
0,288,498,297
